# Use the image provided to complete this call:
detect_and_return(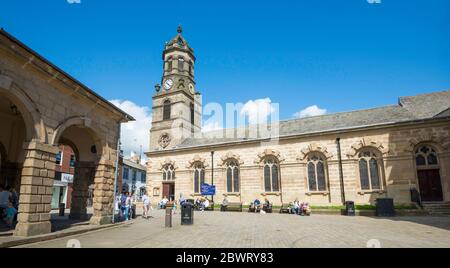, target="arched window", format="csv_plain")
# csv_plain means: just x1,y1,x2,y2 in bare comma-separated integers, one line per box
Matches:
307,153,327,192
178,57,185,71
226,160,240,193
263,157,280,192
163,165,175,181
163,99,171,120
188,61,193,76
415,145,439,167
167,57,172,72
190,103,195,133
358,150,381,190
193,163,205,194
